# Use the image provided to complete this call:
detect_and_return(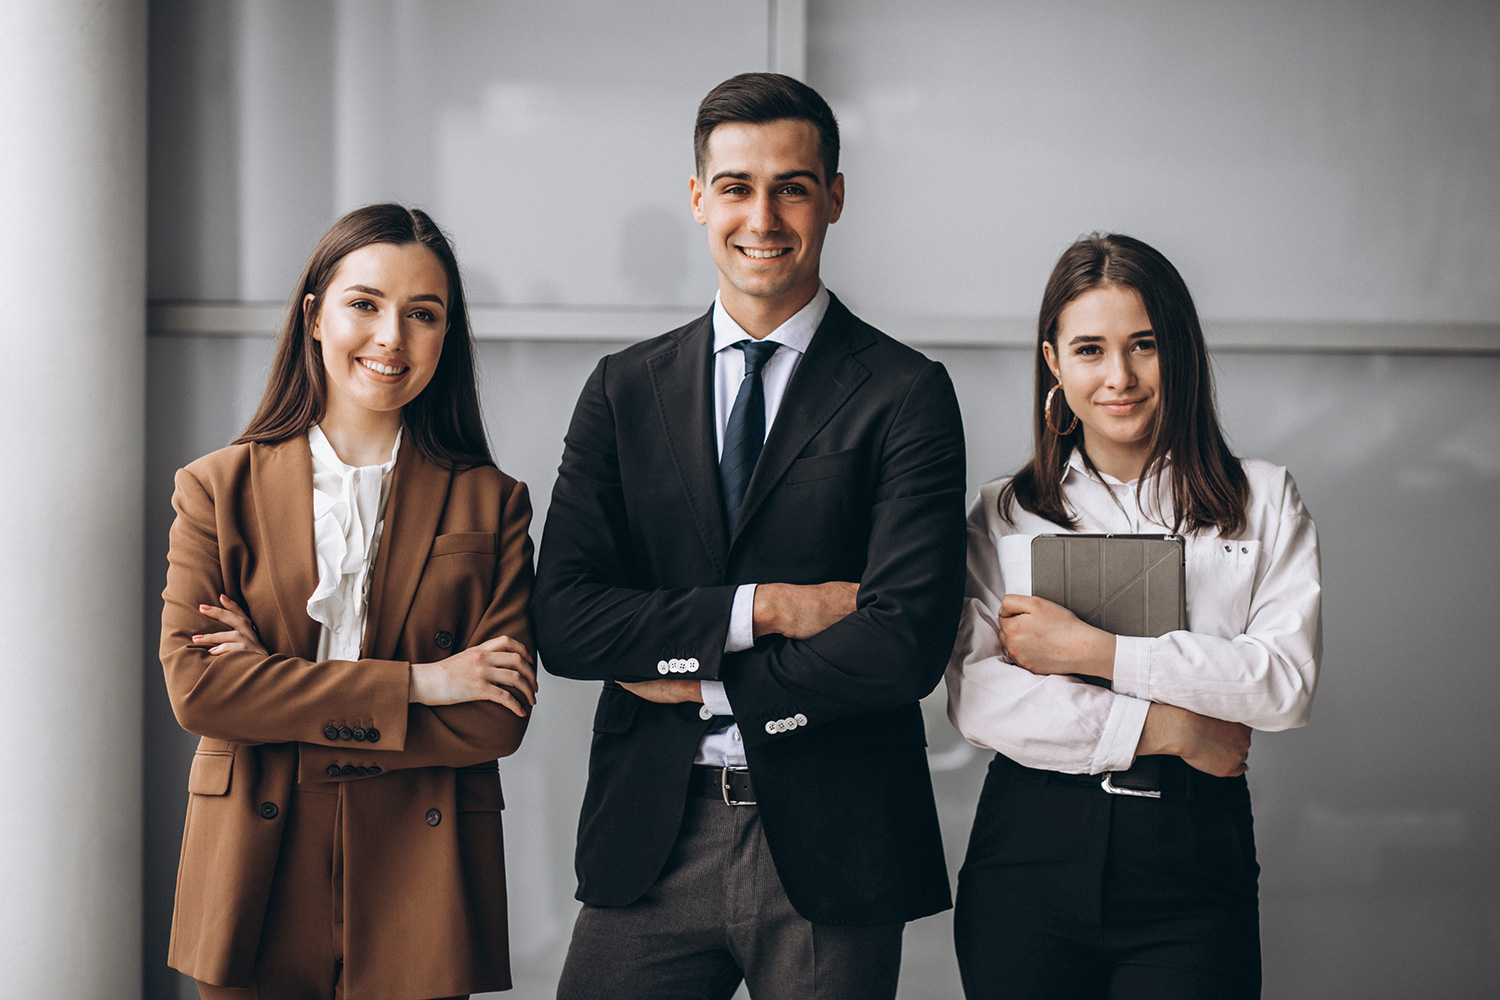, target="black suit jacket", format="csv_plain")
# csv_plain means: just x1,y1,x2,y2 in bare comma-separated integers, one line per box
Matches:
534,295,966,925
